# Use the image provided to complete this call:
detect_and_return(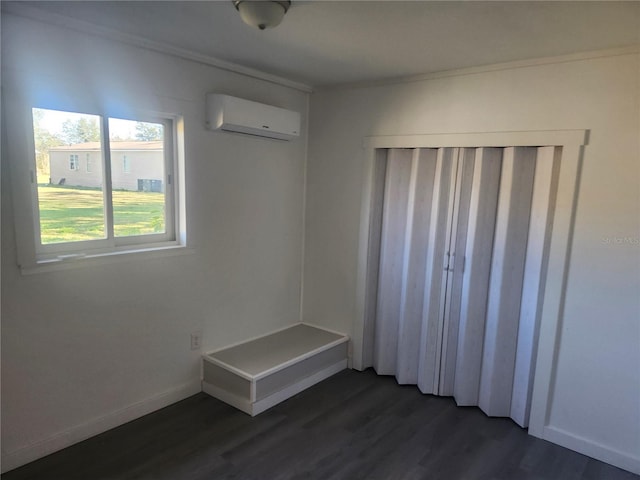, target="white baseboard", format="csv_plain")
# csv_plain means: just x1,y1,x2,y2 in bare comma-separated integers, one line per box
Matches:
1,380,202,474
542,425,640,475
